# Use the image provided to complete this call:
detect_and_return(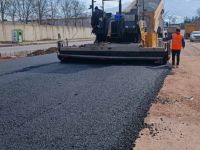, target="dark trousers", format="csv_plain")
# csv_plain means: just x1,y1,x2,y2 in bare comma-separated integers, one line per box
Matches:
172,50,181,66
